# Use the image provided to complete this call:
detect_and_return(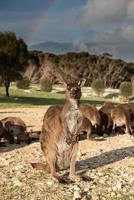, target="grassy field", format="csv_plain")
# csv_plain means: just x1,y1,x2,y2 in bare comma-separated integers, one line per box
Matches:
0,85,119,108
